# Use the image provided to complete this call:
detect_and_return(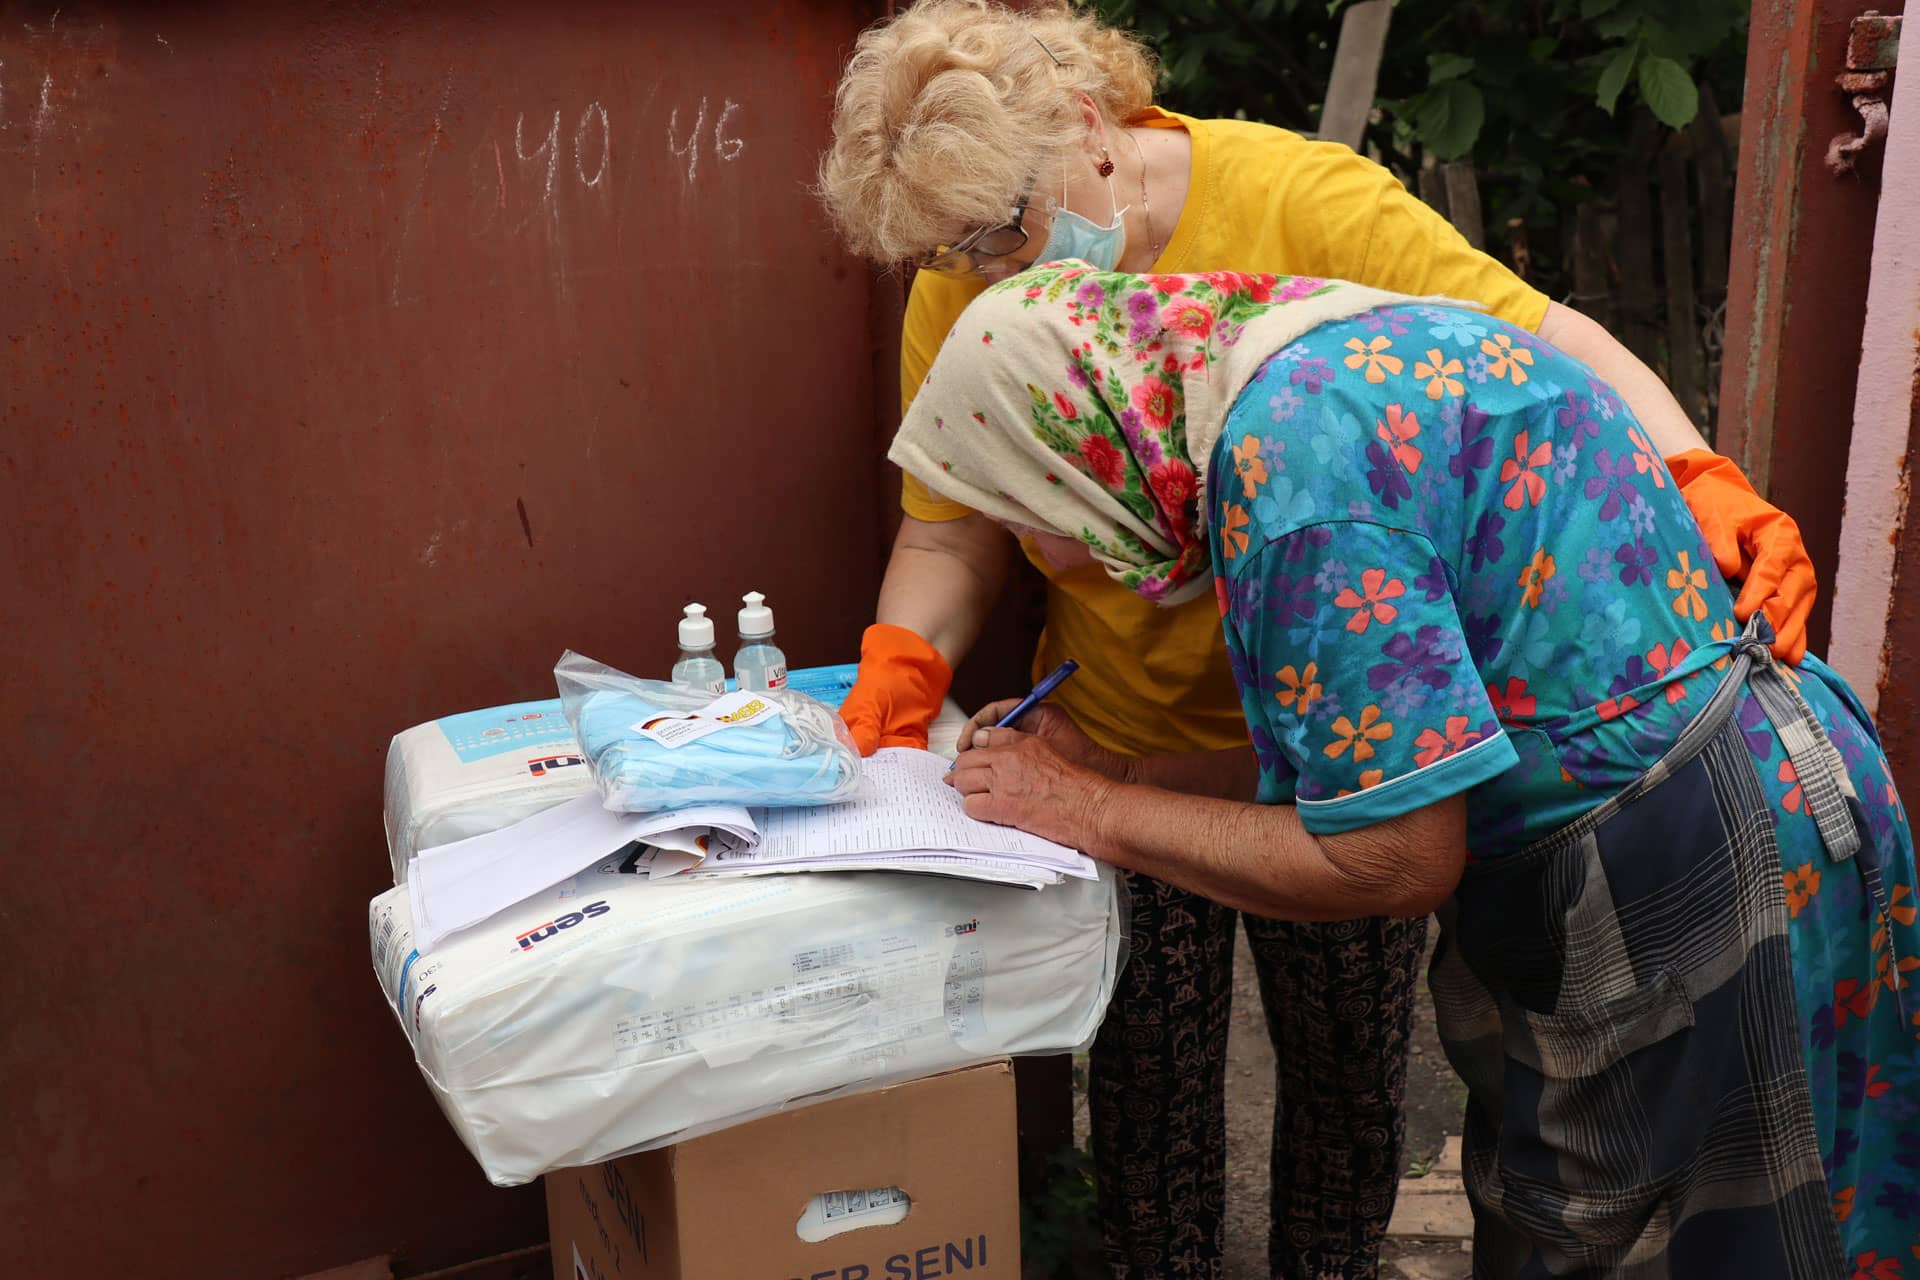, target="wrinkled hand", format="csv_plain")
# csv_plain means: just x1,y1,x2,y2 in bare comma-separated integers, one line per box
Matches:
946,727,1119,855
955,698,1134,782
